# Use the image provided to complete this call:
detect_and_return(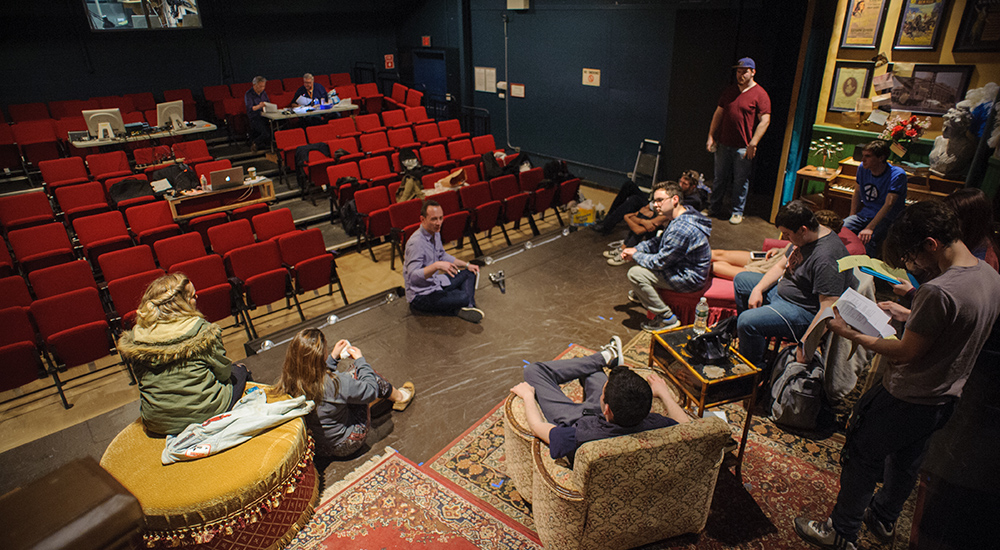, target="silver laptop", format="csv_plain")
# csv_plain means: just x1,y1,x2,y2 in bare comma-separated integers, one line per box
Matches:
209,167,245,191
